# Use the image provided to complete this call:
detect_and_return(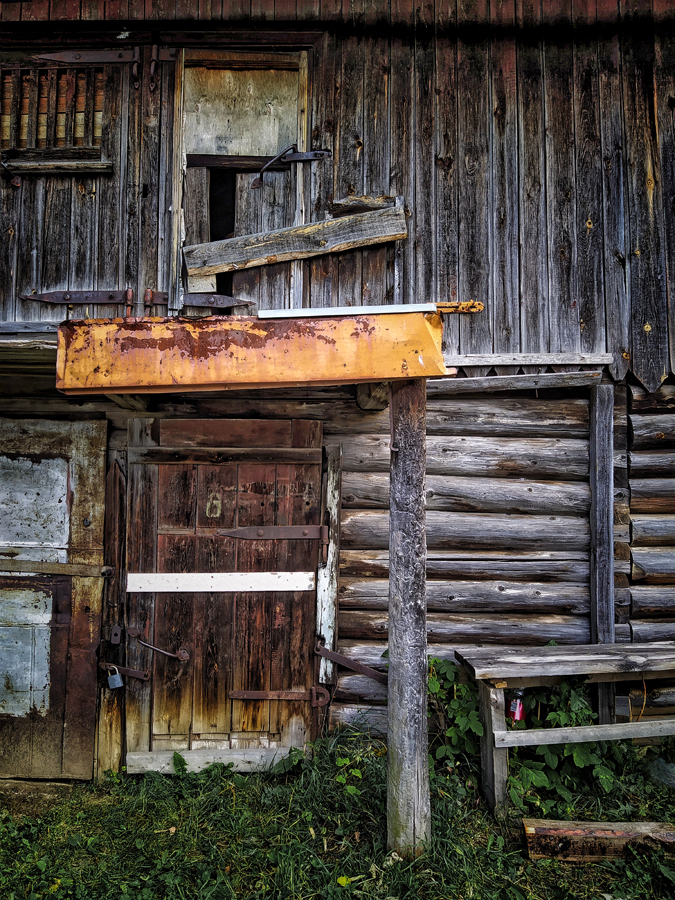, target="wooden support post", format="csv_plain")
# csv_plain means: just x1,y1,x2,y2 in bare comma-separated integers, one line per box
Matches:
478,682,509,813
387,378,431,855
590,384,615,724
